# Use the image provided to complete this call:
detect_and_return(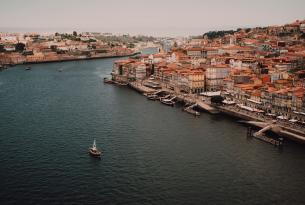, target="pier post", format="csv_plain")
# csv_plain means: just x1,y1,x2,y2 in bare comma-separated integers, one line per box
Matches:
247,127,253,137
